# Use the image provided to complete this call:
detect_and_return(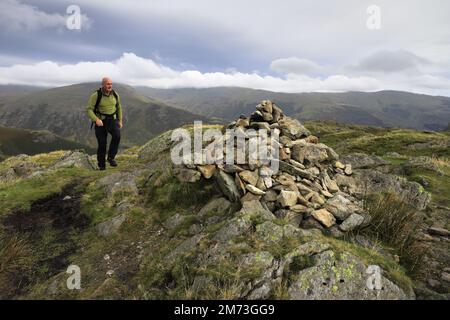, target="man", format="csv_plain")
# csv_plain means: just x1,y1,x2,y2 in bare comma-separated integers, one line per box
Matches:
86,77,123,170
